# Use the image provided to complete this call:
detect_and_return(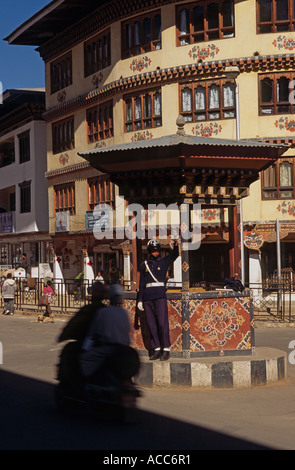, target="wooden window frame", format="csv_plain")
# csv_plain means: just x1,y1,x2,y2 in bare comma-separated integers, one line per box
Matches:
176,0,235,46
261,158,295,199
124,88,162,132
86,101,113,143
257,0,295,33
50,51,72,94
54,182,75,215
52,116,75,154
179,79,236,122
122,10,162,59
84,29,111,77
88,176,115,210
18,130,30,164
259,72,295,115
